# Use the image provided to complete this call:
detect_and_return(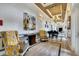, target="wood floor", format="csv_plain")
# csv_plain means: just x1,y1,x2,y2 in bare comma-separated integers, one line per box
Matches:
24,40,75,56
